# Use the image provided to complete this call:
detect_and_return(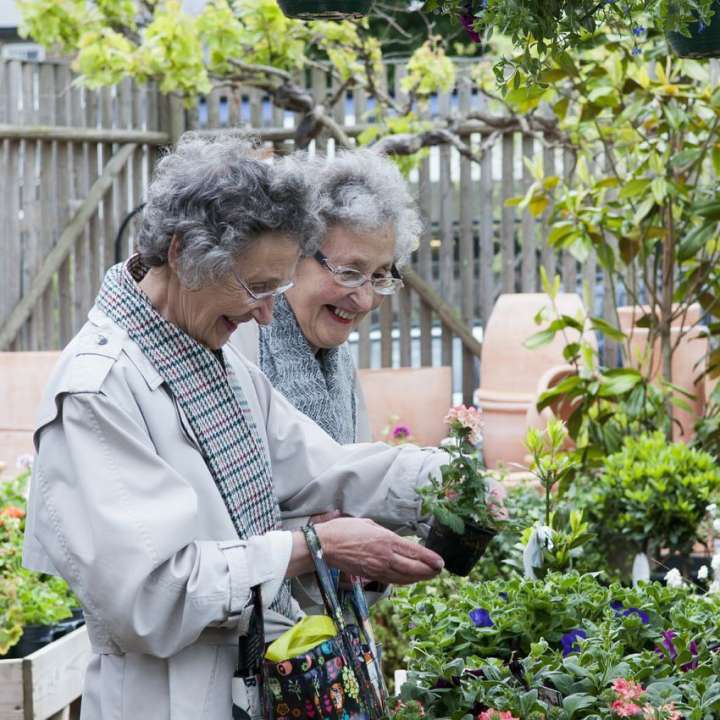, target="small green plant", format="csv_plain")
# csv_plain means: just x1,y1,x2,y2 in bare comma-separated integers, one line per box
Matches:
418,405,505,534
585,431,720,556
